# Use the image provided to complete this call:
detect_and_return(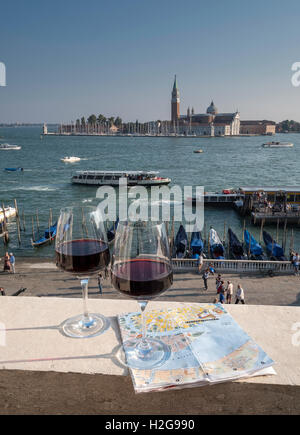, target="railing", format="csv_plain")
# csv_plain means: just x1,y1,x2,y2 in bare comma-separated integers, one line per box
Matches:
171,258,295,274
